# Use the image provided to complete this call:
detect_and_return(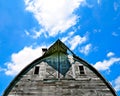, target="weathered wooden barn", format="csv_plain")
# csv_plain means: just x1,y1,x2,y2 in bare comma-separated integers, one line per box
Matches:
3,40,117,96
